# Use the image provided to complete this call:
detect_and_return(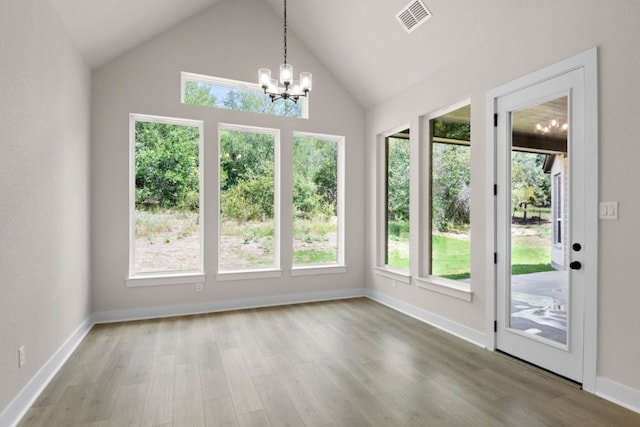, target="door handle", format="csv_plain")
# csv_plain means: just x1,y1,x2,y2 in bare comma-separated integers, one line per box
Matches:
569,261,582,270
